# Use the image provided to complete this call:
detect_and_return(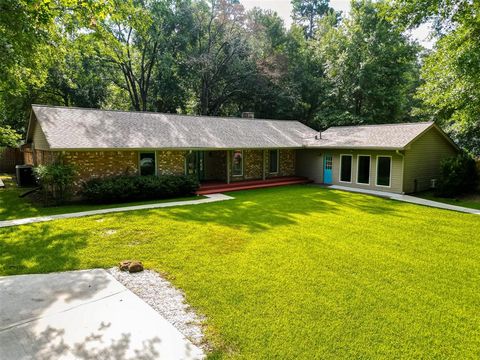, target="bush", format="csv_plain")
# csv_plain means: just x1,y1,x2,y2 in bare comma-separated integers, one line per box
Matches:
34,162,77,205
435,153,478,197
81,175,200,203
